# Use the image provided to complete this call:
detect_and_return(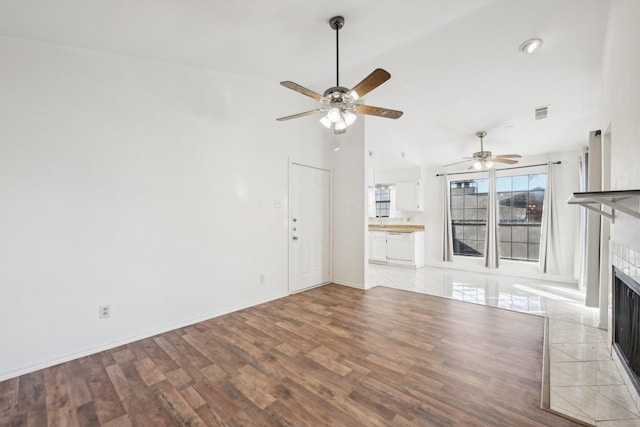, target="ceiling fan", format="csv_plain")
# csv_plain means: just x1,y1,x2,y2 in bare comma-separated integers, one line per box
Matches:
276,16,403,134
443,131,522,169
